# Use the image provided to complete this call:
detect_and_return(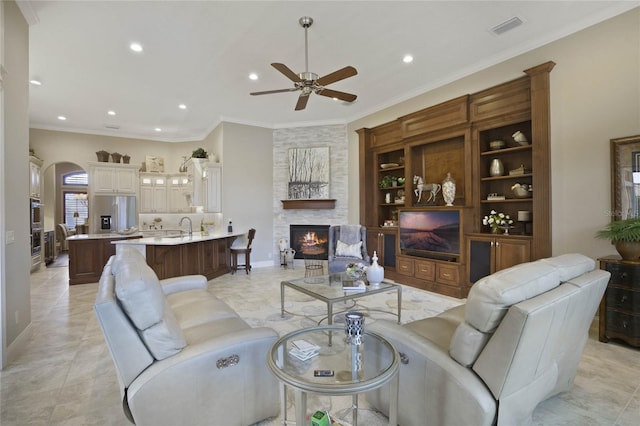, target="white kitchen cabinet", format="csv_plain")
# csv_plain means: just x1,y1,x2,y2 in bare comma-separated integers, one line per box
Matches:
29,156,42,198
89,162,138,195
204,163,222,213
168,174,192,213
139,174,167,213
